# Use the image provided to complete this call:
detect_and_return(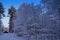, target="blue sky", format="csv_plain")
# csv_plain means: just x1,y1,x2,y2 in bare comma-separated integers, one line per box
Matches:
0,0,40,27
